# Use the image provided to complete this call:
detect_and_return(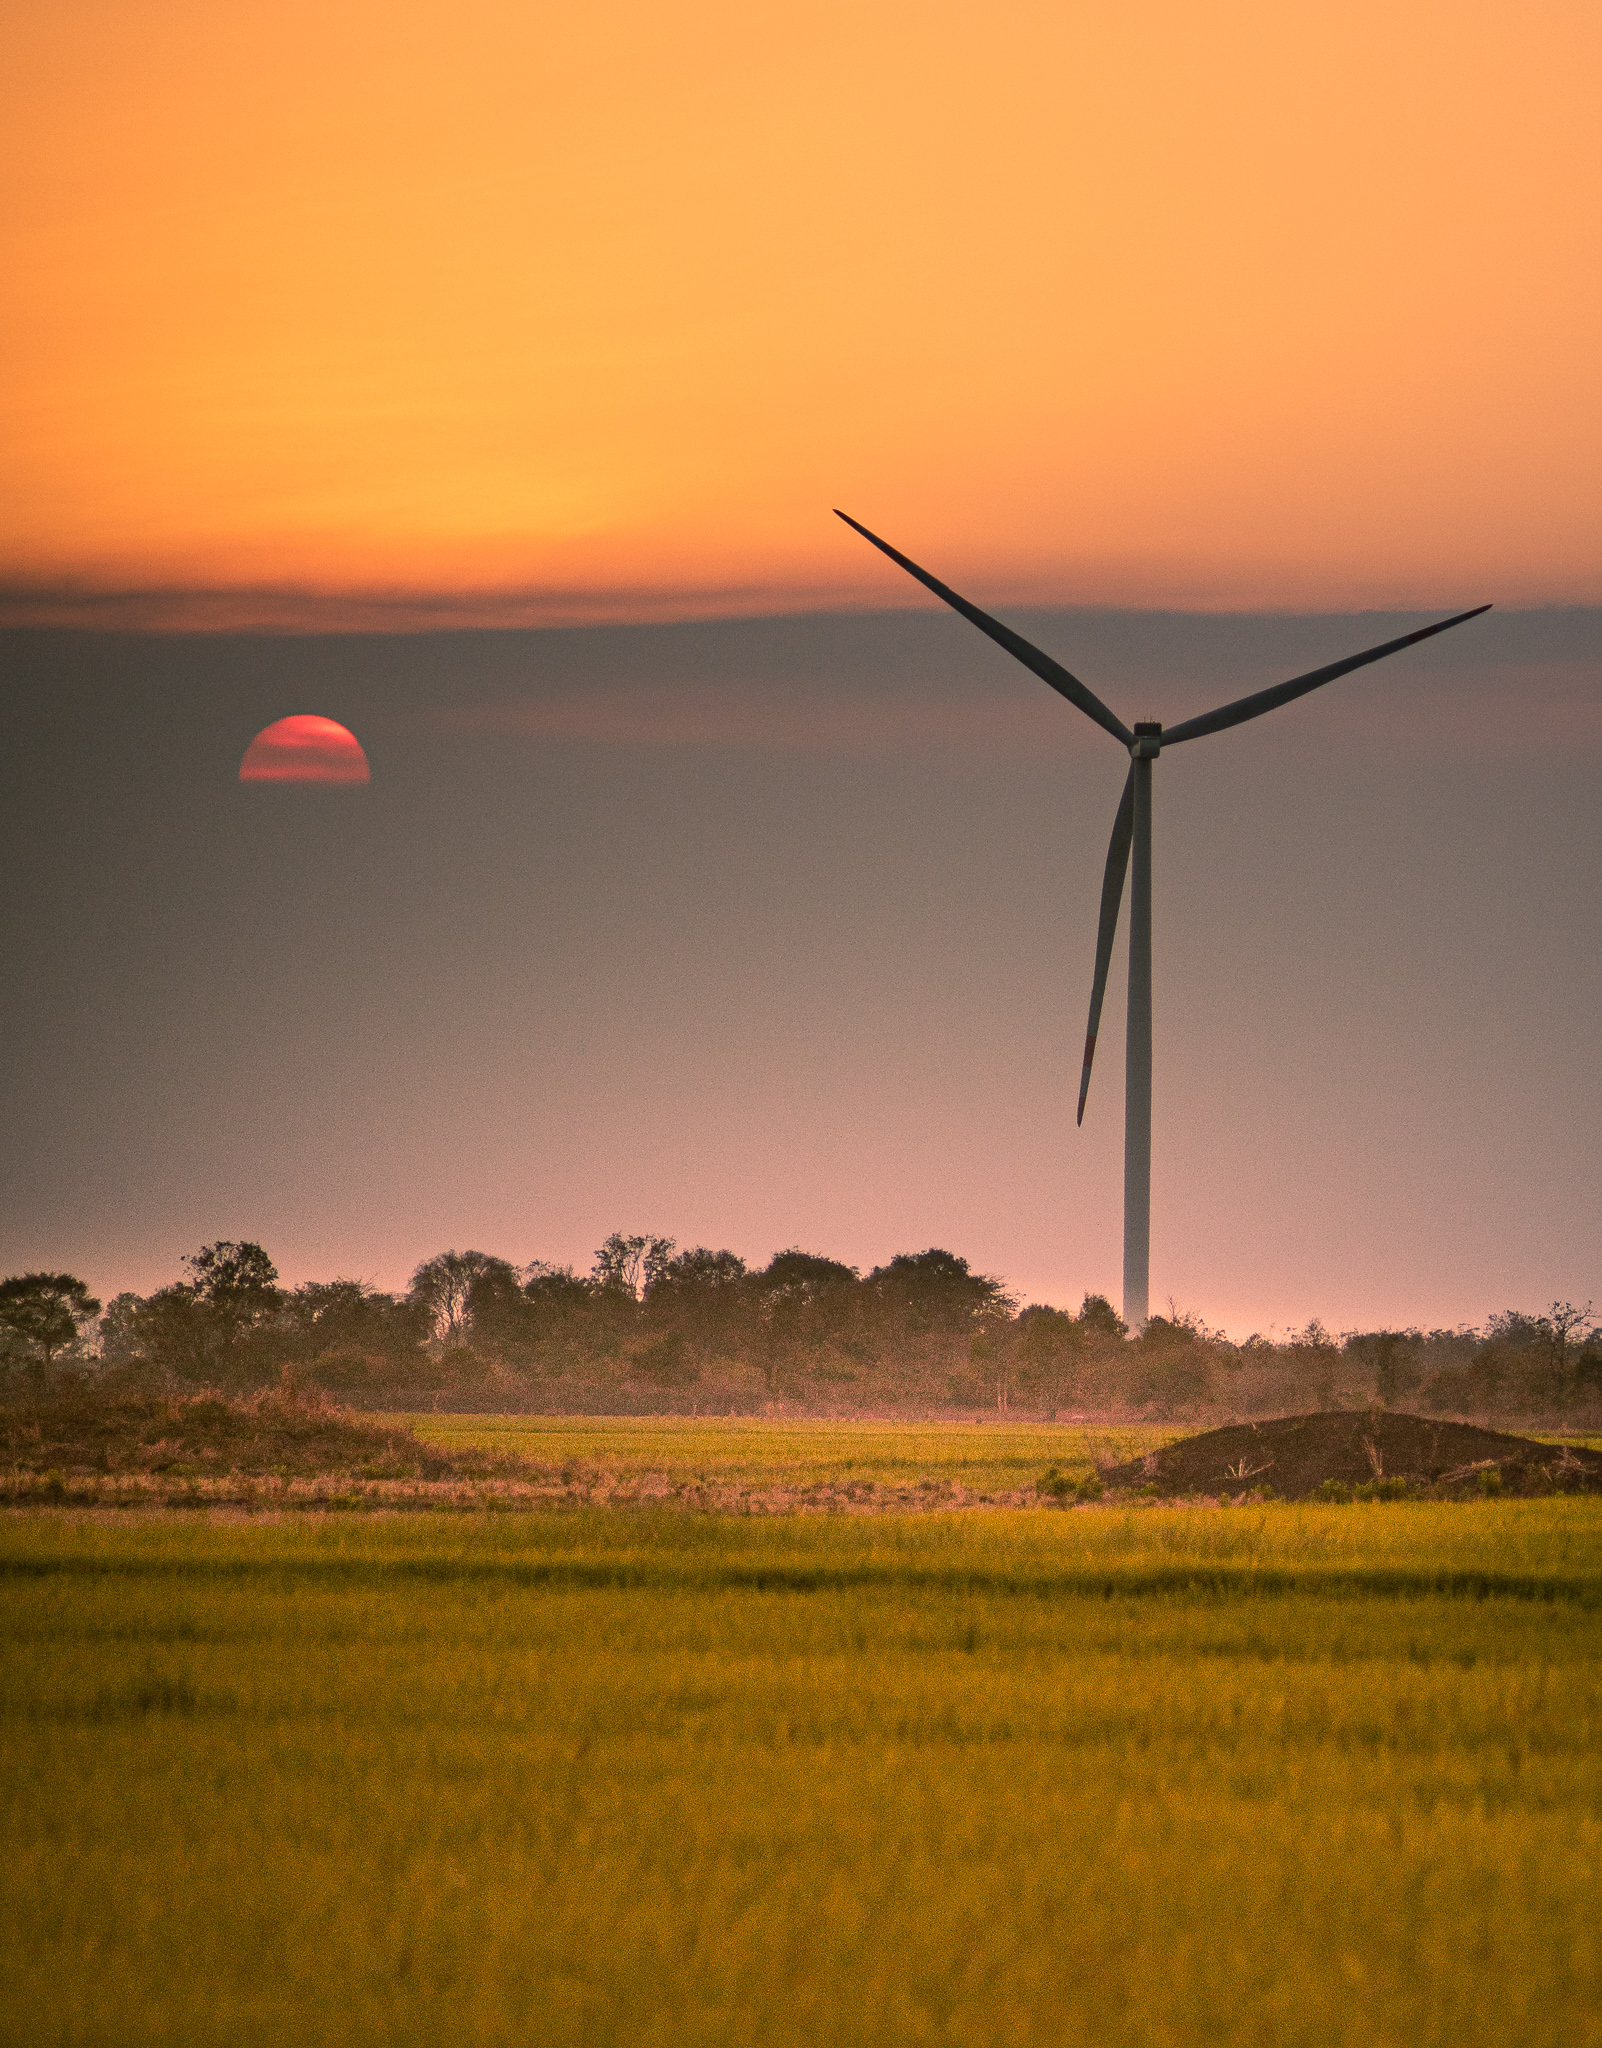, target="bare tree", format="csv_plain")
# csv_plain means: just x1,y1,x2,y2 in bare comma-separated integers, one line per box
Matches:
1546,1300,1595,1377
591,1233,676,1301
408,1251,517,1344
